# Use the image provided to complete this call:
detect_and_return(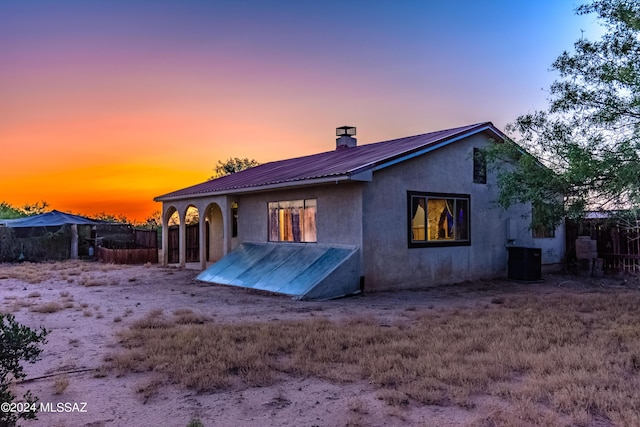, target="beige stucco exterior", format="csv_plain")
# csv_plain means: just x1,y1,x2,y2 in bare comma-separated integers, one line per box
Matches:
360,133,563,291
158,131,564,291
